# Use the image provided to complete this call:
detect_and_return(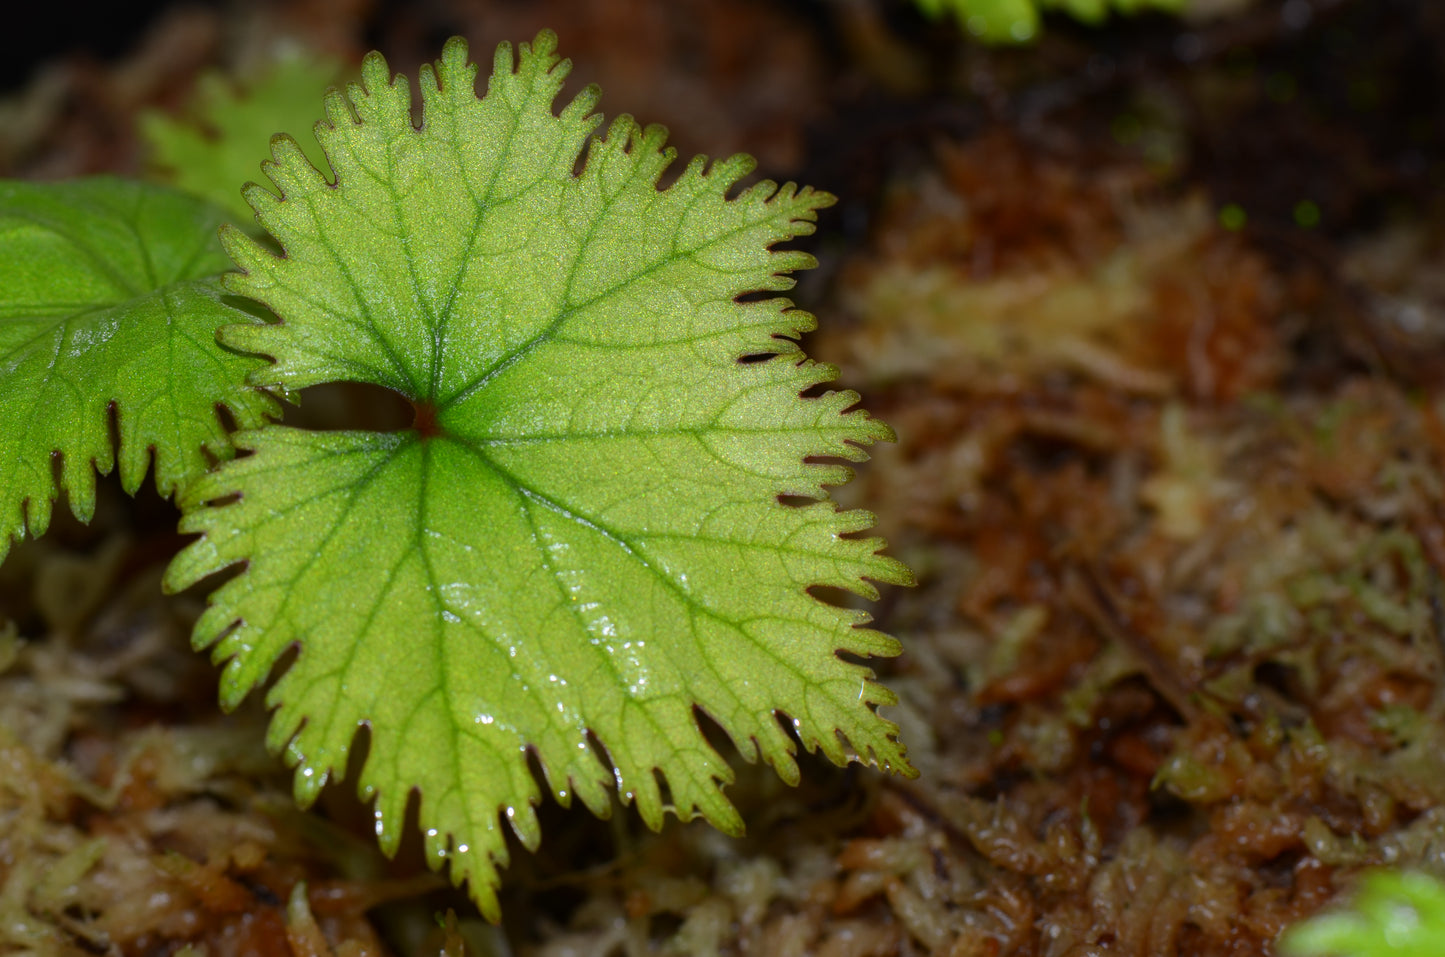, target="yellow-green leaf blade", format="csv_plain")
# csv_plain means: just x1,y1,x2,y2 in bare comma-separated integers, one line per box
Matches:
167,32,911,919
